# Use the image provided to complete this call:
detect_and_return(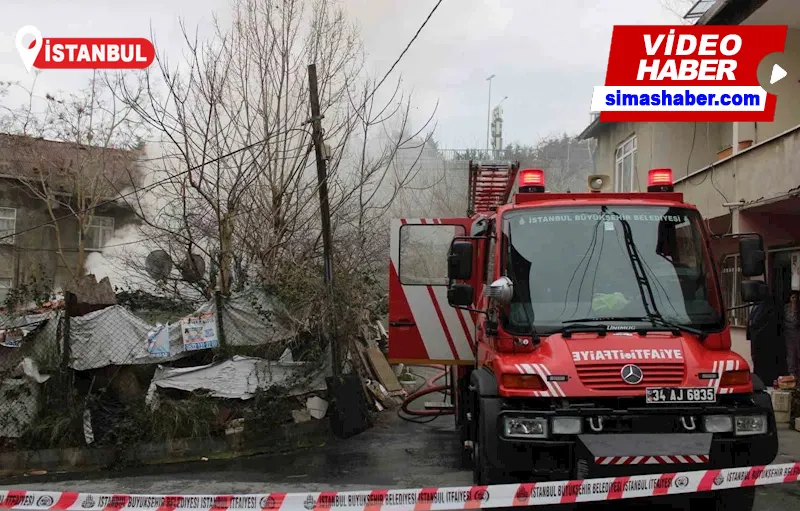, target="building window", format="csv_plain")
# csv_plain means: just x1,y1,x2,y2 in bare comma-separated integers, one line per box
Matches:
615,135,637,192
0,207,17,245
0,278,11,303
83,215,115,251
721,255,749,327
